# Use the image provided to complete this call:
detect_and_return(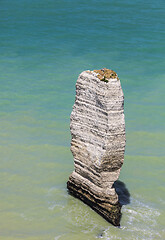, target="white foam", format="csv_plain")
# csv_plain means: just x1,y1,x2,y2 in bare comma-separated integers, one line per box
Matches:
120,197,161,239
94,197,162,240
48,201,64,210
20,213,33,221
54,234,64,240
